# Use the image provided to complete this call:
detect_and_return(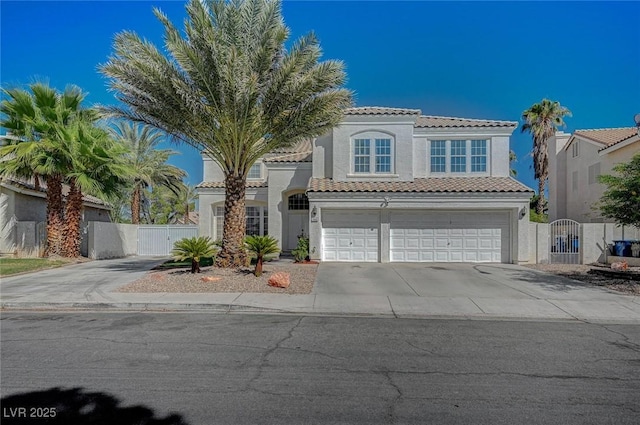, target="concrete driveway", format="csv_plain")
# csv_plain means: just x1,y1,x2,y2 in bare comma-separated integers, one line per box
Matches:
314,262,626,301
0,257,167,304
